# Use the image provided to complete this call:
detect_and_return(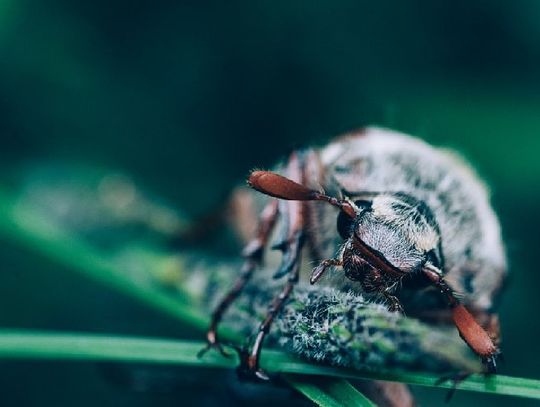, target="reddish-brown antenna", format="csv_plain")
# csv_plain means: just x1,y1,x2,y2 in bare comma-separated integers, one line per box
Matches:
248,171,357,218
